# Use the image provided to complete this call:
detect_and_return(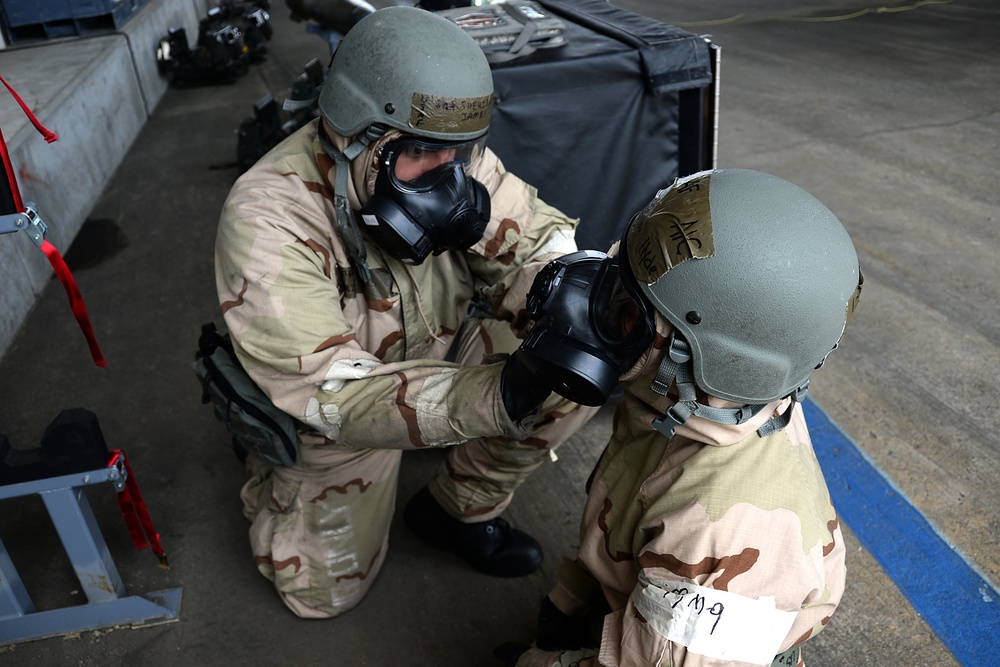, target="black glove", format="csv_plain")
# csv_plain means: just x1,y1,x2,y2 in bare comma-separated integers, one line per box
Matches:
536,595,591,651
500,350,552,423
493,641,530,667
